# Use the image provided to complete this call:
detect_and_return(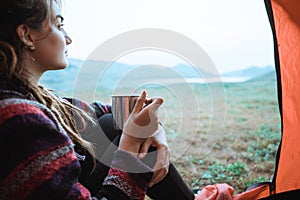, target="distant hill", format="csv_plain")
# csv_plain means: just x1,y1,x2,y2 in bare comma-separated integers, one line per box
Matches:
39,58,276,91
247,70,277,82
40,58,214,89
221,65,275,80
